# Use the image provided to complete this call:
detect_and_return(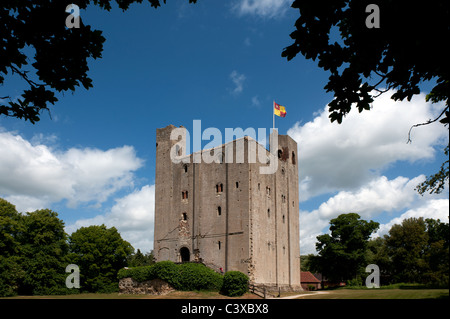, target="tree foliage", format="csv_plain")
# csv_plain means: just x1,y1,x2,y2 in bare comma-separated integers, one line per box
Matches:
283,0,449,194
0,197,136,296
369,217,449,286
309,213,379,283
0,201,70,296
68,224,134,293
283,0,449,124
0,0,197,123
